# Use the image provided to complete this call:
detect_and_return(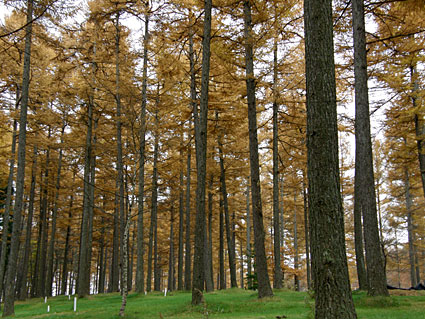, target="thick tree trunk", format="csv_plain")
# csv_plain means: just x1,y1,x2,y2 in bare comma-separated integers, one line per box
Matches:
3,1,33,315
244,0,273,299
352,0,388,297
304,0,357,316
